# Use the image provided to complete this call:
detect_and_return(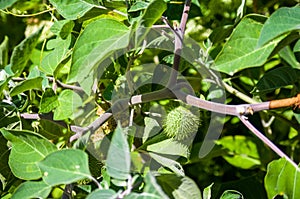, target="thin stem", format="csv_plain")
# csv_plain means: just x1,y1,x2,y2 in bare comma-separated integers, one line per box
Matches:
223,81,258,104
1,7,55,17
239,115,299,170
90,176,103,189
179,0,192,33
167,0,191,86
48,77,84,93
94,5,127,17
